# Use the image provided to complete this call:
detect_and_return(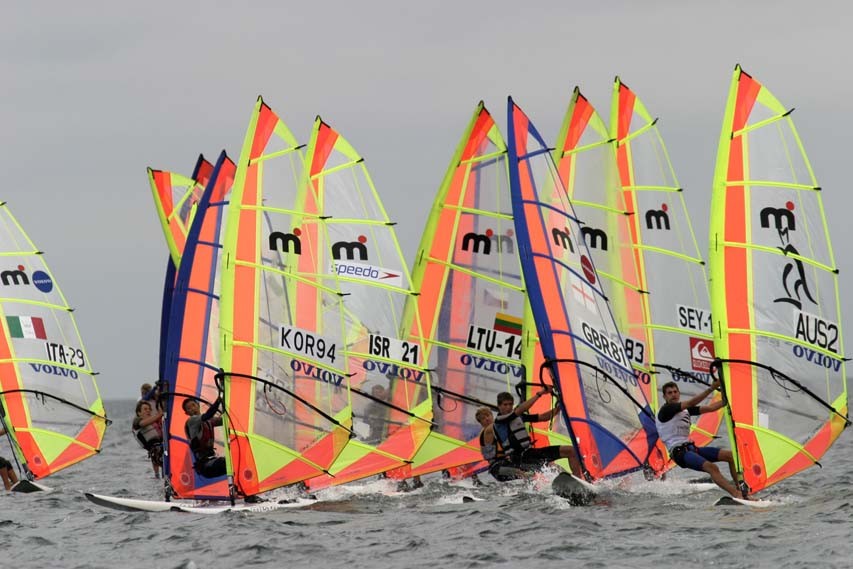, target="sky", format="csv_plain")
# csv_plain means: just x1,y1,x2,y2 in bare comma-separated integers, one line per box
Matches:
2,1,851,400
